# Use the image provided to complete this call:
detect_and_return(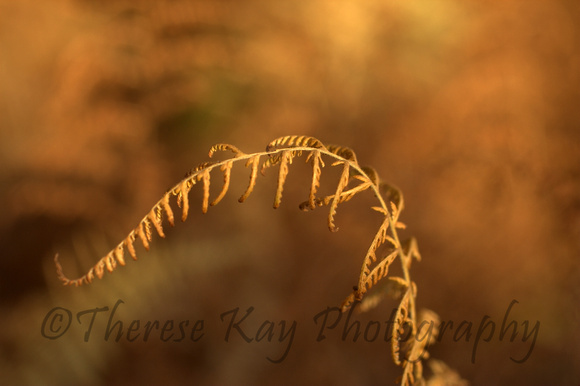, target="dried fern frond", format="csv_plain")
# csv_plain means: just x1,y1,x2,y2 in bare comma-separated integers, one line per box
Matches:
208,143,245,158
273,150,294,209
210,161,233,207
265,135,325,152
239,154,261,203
304,150,324,210
357,276,409,313
326,144,358,163
53,135,438,385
